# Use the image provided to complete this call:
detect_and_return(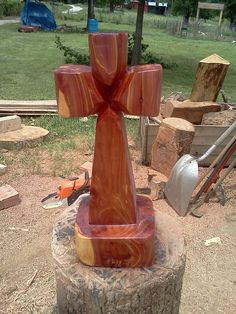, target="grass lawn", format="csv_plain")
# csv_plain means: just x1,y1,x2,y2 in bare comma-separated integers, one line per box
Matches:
0,16,235,102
